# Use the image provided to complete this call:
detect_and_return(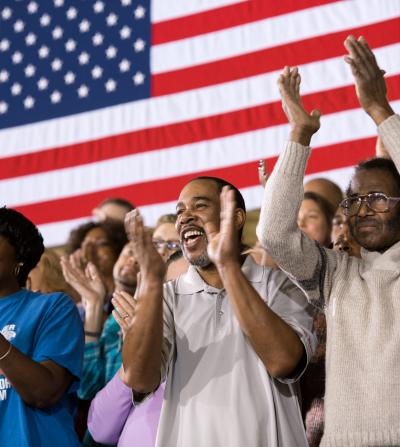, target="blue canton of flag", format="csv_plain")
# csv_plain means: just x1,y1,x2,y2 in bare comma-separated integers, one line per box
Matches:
0,0,150,129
